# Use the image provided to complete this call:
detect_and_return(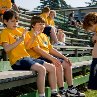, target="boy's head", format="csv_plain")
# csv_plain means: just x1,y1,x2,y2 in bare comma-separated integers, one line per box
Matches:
42,7,50,13
83,12,97,32
42,7,50,16
3,9,19,29
49,10,56,19
30,15,45,32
